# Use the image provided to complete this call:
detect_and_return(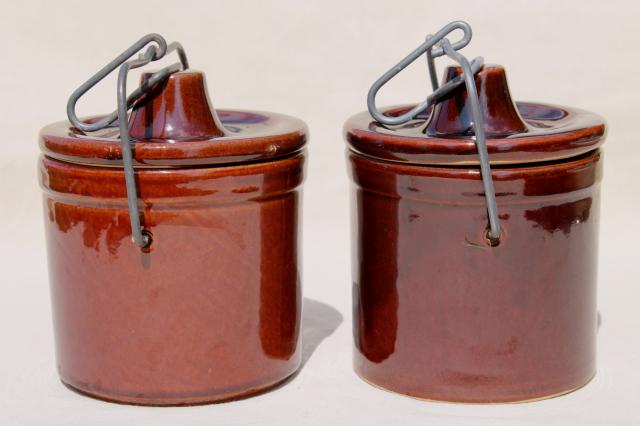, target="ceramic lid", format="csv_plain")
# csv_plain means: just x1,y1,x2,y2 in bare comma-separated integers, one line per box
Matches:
40,71,307,167
345,65,606,165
